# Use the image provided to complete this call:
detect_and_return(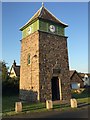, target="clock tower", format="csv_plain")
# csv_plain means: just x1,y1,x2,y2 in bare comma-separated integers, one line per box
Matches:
20,4,71,102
